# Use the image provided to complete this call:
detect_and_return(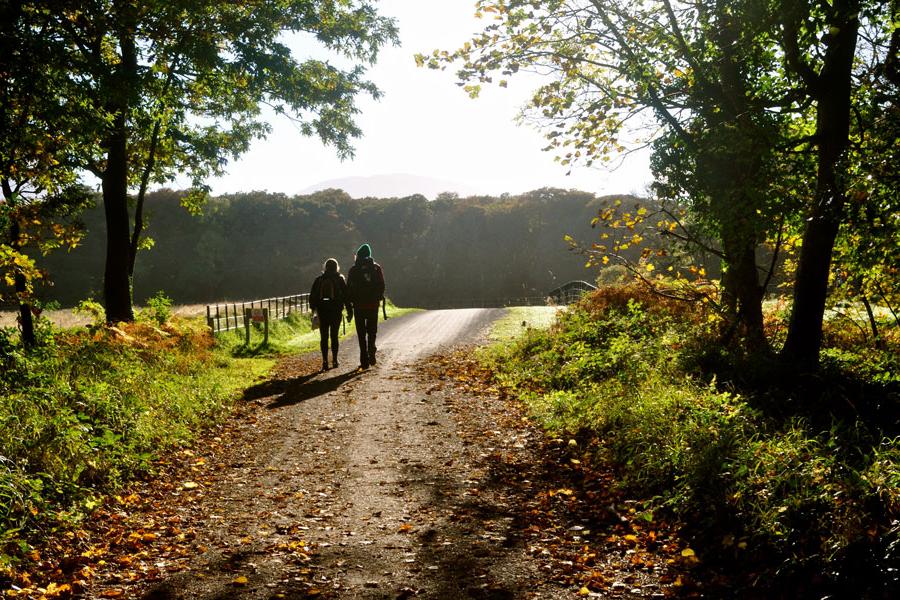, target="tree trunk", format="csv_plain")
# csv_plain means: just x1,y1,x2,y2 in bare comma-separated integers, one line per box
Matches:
15,272,35,348
7,211,36,348
101,111,134,323
782,3,860,368
723,237,767,354
861,295,882,349
1,176,35,346
101,2,138,323
129,117,161,278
